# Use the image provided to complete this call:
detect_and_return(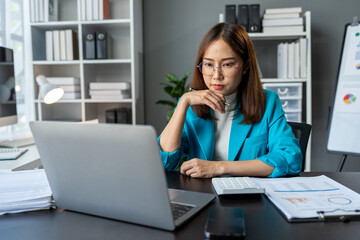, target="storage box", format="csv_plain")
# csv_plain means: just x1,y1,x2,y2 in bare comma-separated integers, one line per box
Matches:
263,83,302,98
280,98,302,111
